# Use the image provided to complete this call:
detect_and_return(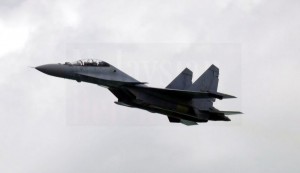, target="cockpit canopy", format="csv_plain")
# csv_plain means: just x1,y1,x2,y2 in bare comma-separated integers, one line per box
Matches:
65,59,110,67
